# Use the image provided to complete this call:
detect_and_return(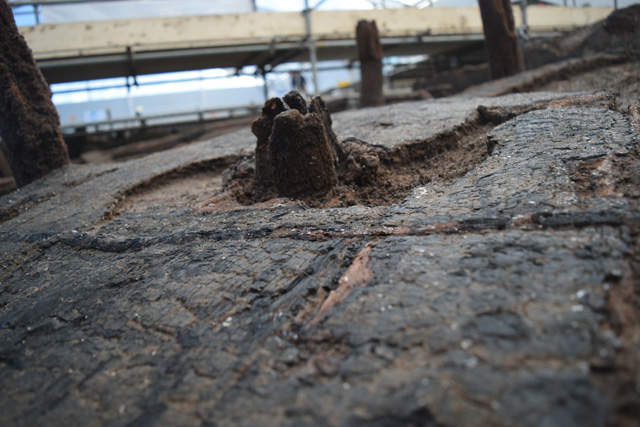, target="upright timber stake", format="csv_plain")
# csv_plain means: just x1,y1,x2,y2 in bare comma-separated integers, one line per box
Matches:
245,91,385,203
269,109,338,198
356,20,384,108
0,0,70,187
250,91,338,199
251,97,286,187
304,0,320,95
478,0,525,80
